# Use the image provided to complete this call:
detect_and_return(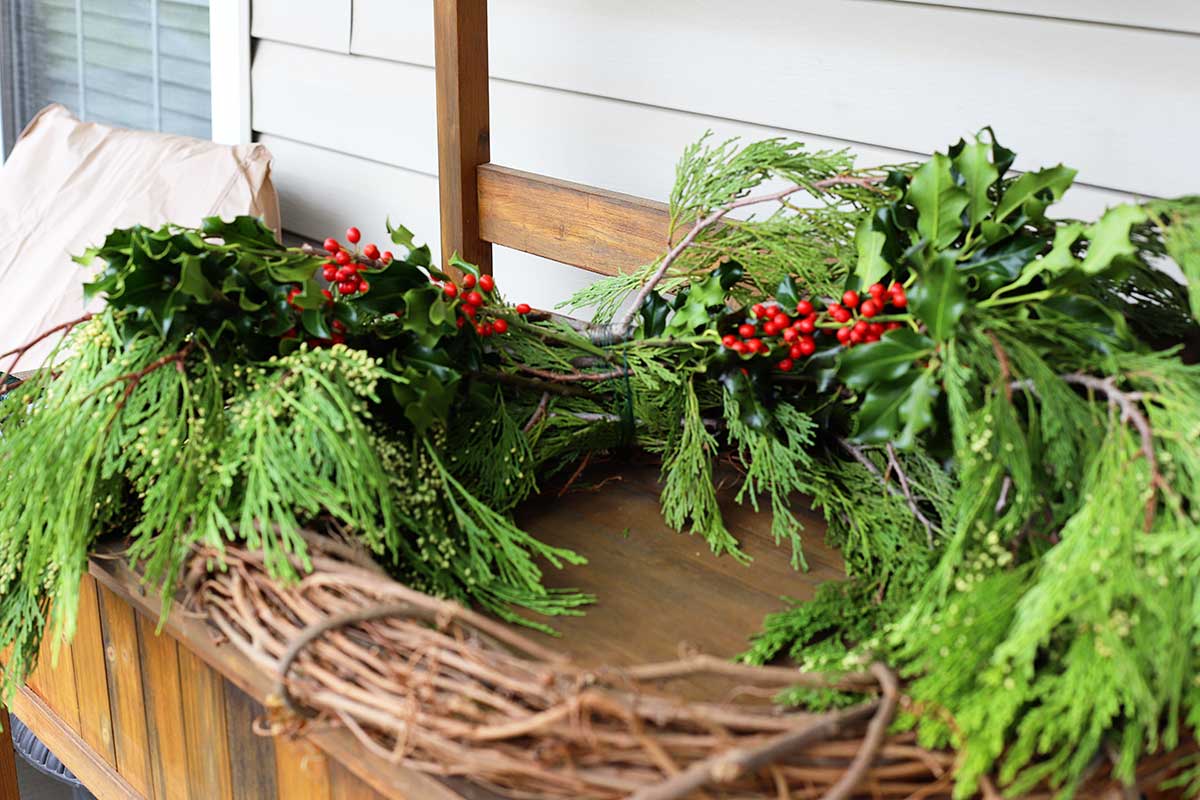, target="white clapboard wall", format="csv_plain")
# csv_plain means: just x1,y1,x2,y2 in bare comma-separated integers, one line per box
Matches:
250,0,1200,310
